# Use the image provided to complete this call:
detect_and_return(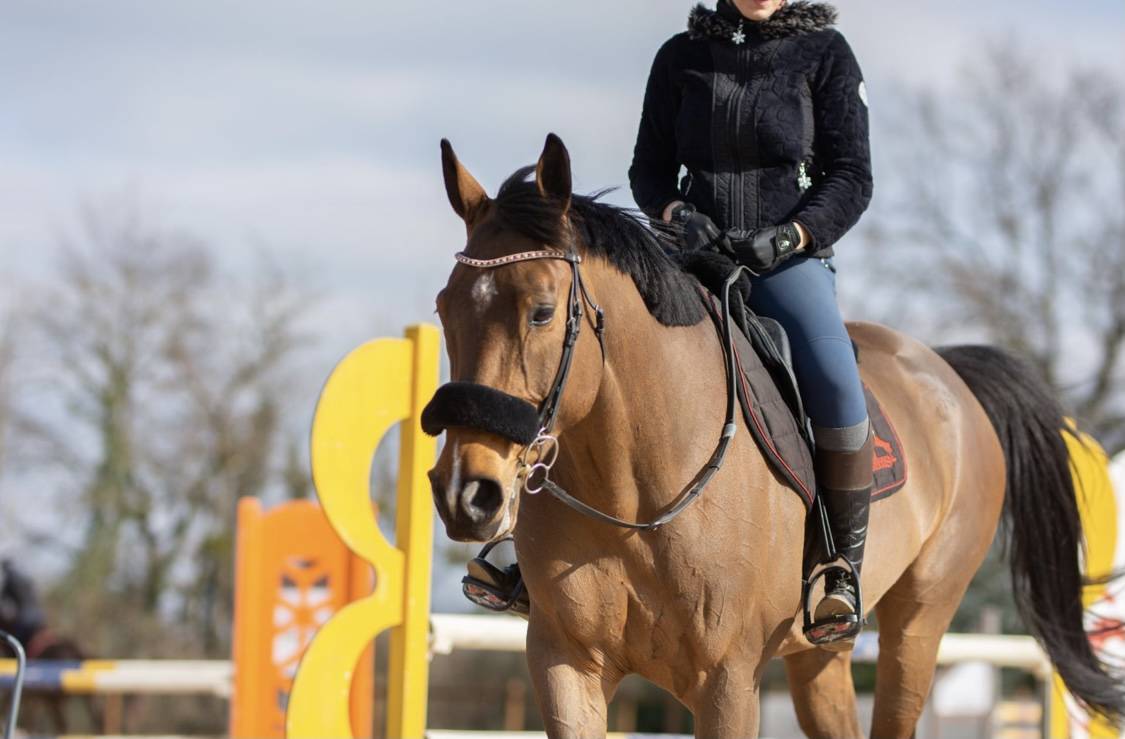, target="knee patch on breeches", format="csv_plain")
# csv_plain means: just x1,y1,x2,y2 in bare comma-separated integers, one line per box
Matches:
813,418,871,453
